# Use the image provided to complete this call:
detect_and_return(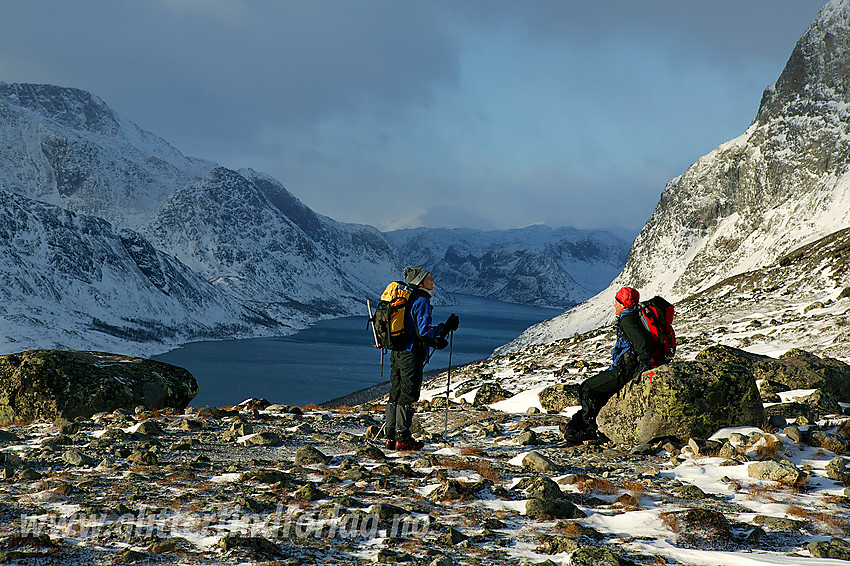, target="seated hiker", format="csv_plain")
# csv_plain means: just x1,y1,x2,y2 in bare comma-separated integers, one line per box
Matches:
562,286,652,443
